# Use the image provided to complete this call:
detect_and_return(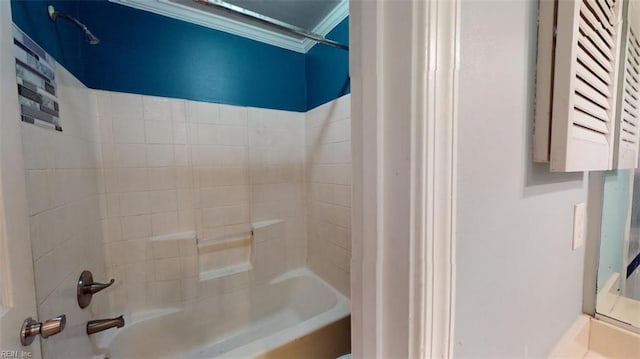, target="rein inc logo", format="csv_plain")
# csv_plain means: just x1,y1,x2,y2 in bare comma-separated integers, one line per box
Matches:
0,351,32,358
